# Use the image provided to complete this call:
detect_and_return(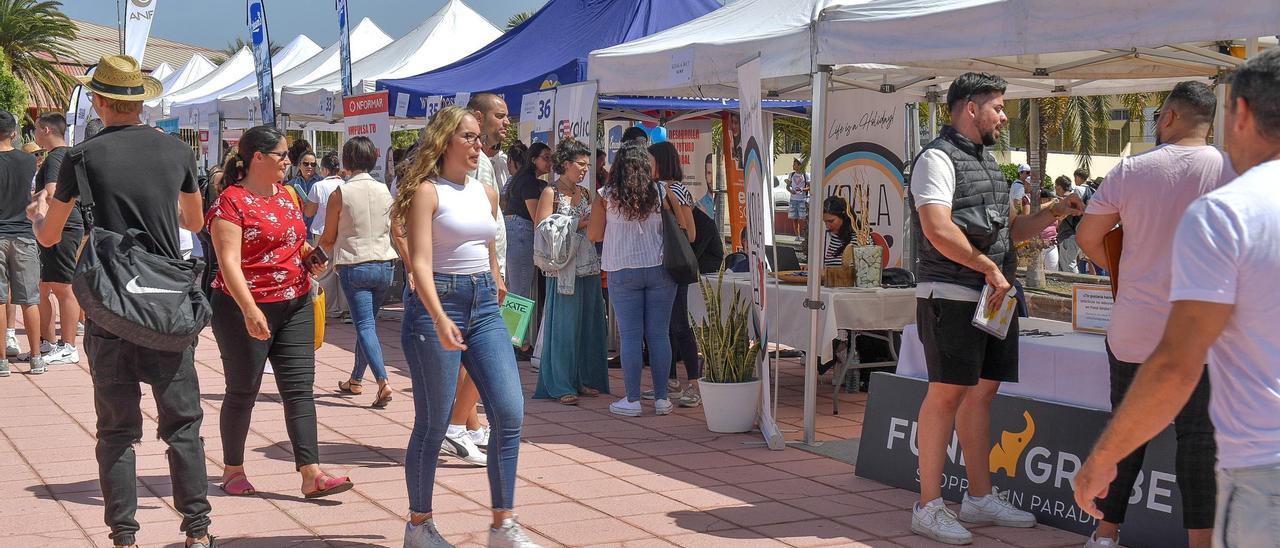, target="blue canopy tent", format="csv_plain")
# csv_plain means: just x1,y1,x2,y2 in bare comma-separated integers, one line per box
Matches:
376,0,719,117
